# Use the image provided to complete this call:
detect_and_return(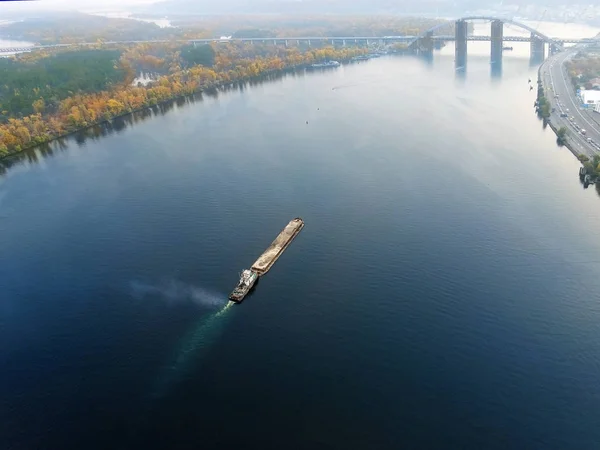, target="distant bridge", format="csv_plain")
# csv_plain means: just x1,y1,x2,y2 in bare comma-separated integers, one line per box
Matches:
1,15,598,62
405,15,600,68
0,35,594,55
